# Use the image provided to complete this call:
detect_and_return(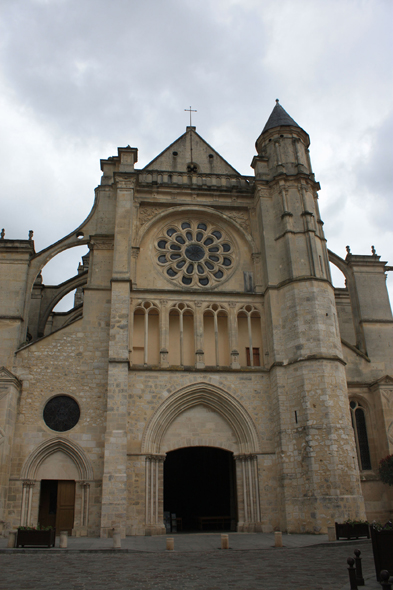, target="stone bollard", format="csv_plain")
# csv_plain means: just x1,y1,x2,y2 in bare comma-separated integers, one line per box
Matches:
380,570,393,590
347,557,358,590
113,531,121,549
221,534,229,549
7,531,16,548
327,526,336,542
166,537,174,551
59,531,68,548
274,531,283,548
354,549,364,586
